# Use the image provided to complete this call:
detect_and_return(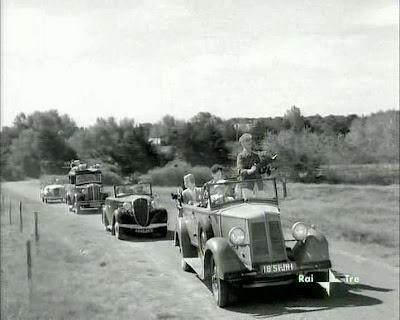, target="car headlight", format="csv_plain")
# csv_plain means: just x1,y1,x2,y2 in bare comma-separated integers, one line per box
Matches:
228,227,245,245
122,202,132,211
292,222,308,241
